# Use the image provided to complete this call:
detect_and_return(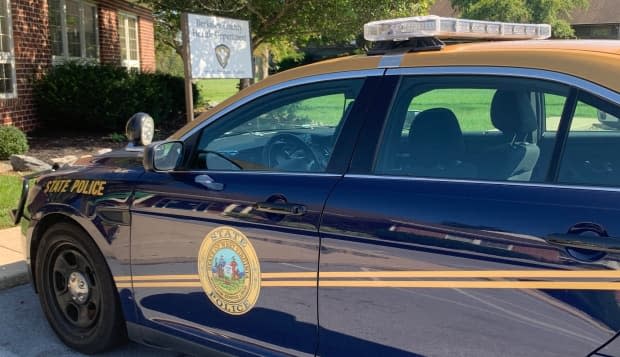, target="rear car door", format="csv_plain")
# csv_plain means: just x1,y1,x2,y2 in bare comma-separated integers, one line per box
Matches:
318,68,620,356
128,74,382,355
